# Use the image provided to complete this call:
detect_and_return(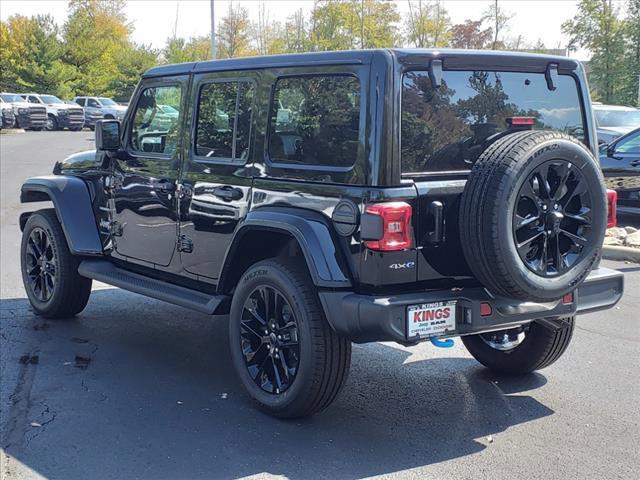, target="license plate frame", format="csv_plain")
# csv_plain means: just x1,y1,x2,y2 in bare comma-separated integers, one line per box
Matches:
407,301,457,339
